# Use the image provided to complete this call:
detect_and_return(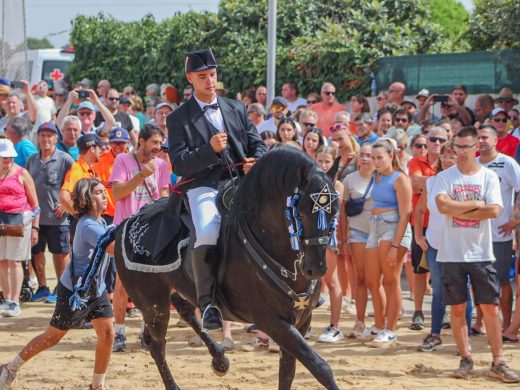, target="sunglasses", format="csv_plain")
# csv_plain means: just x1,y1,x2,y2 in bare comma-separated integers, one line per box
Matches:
329,123,348,133
509,116,519,121
302,122,316,127
78,111,92,116
376,96,385,101
395,117,408,123
428,136,447,144
359,152,371,158
307,100,317,105
493,117,508,123
322,91,335,96
108,97,120,101
414,143,427,149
